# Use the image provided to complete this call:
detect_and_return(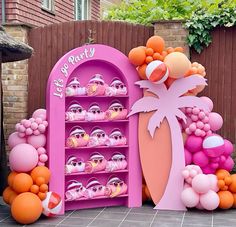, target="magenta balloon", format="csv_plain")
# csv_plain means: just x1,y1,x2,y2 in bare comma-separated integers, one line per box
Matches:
200,96,213,112
9,143,38,172
223,139,234,156
185,148,192,165
32,109,46,121
219,156,234,172
200,190,219,210
208,112,223,131
192,174,211,194
27,134,46,149
8,132,27,149
185,135,203,153
193,151,209,168
201,166,216,174
181,187,200,208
